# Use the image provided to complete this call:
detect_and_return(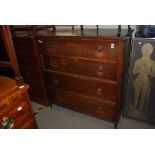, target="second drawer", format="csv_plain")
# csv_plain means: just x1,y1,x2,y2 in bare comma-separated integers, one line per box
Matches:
42,55,117,81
